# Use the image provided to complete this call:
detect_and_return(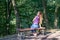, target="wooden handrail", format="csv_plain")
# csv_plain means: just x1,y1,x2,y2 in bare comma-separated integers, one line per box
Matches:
18,27,45,32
